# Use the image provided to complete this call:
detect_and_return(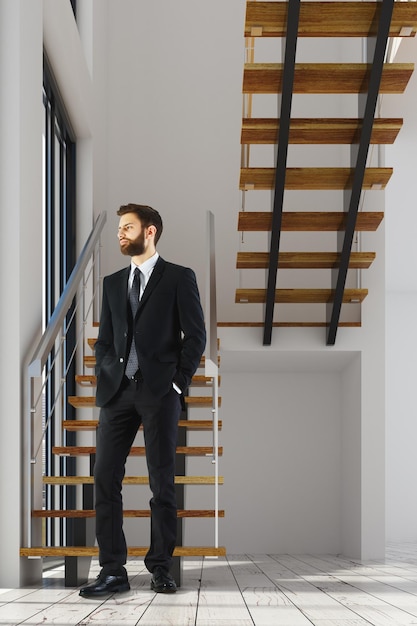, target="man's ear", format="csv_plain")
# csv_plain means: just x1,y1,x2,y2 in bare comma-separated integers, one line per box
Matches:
146,224,157,240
